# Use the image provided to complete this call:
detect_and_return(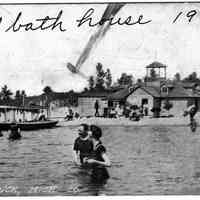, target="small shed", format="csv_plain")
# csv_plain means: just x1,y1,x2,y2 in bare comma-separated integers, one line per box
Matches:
78,91,111,117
